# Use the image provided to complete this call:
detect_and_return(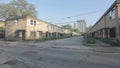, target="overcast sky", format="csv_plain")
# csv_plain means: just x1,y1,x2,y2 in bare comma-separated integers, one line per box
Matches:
1,0,115,27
